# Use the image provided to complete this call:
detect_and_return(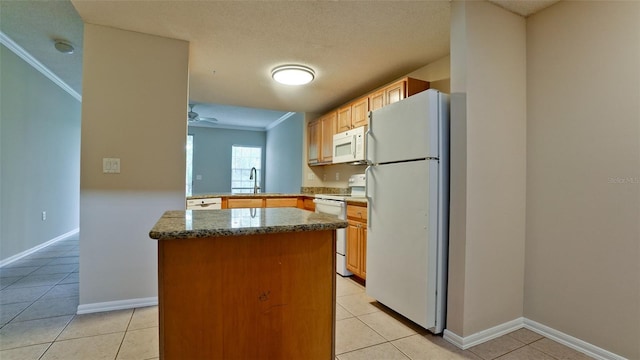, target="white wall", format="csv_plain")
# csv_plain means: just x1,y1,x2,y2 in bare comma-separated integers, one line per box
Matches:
0,44,80,262
79,24,188,308
525,2,640,358
265,113,303,193
447,0,527,337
